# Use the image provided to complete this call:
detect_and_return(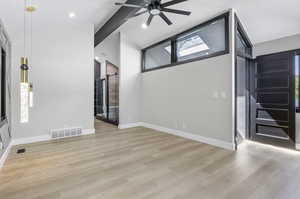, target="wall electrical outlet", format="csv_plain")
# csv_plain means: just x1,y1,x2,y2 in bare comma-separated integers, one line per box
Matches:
213,92,219,99
221,92,227,99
